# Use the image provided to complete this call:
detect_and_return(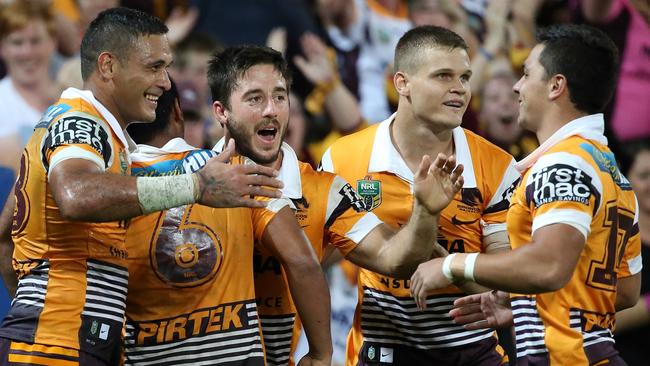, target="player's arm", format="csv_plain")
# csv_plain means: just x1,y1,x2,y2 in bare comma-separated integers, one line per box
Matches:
615,292,650,334
411,223,584,309
344,154,464,279
0,194,16,296
454,231,511,294
615,273,641,311
49,139,284,222
261,206,332,365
